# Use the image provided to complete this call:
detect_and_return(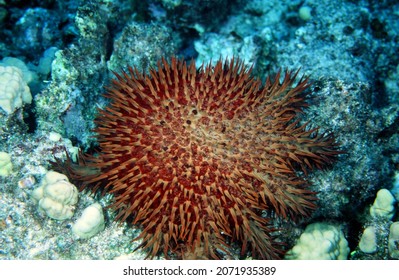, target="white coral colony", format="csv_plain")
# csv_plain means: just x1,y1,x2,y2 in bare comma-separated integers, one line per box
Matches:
285,223,350,260
72,203,105,239
32,171,79,220
0,65,32,114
